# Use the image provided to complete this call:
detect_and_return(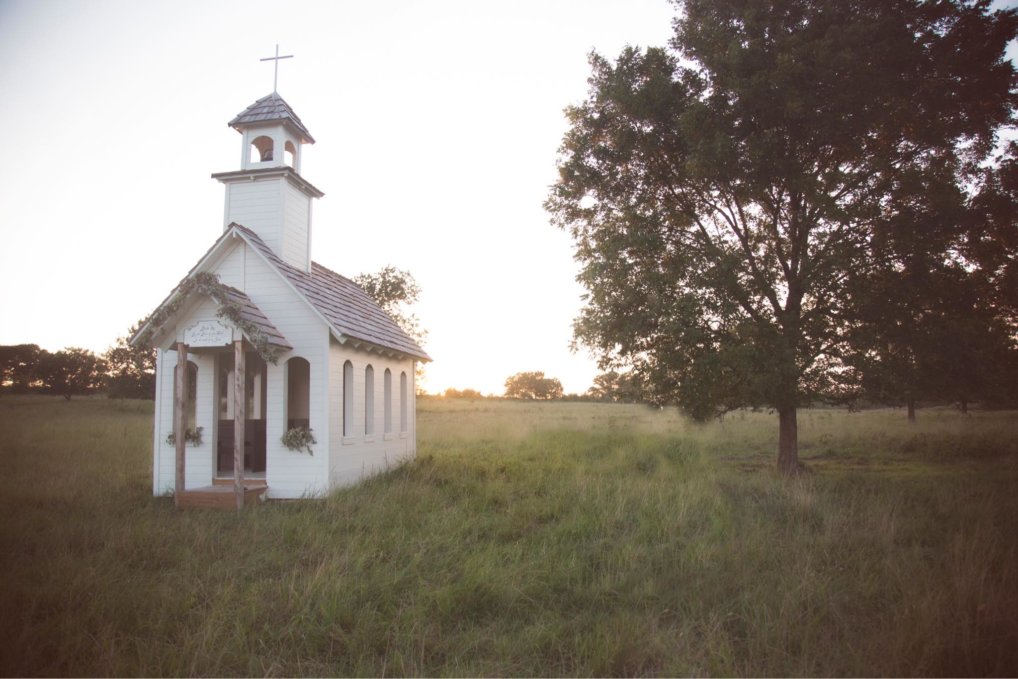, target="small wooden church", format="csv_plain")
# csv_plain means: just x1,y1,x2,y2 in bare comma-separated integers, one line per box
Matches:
133,87,429,508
